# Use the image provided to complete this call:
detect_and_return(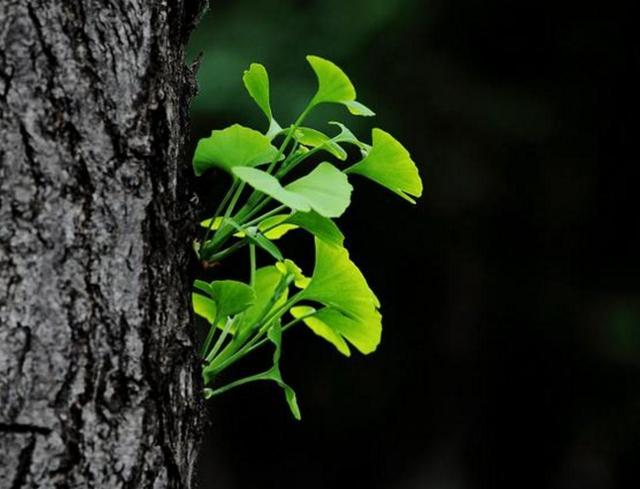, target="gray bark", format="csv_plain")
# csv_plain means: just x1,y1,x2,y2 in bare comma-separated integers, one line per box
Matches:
0,1,205,487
